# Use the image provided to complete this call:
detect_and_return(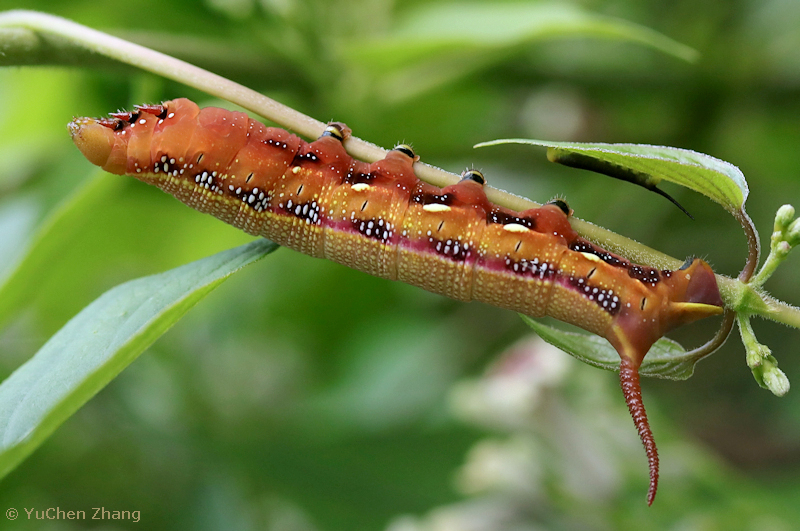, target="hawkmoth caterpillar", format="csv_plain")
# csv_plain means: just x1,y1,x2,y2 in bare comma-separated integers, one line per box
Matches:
69,98,724,505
